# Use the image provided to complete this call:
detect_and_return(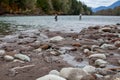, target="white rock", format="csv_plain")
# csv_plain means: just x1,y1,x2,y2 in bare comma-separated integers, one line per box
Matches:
36,74,66,80
114,41,120,47
60,67,88,80
4,55,14,61
83,65,96,73
0,50,6,56
89,54,106,59
50,36,64,42
14,54,30,62
91,45,100,51
95,59,107,67
83,49,90,54
49,70,60,76
100,44,116,50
